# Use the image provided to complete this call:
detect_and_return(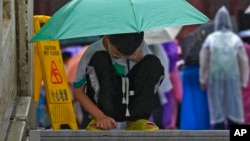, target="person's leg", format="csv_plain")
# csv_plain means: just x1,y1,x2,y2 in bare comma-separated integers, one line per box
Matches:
86,51,126,121
126,55,164,121
226,118,240,129
224,77,244,129
149,93,164,129
228,119,240,125
168,67,183,129
162,92,173,129
213,122,225,130
167,93,177,129
207,76,226,130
